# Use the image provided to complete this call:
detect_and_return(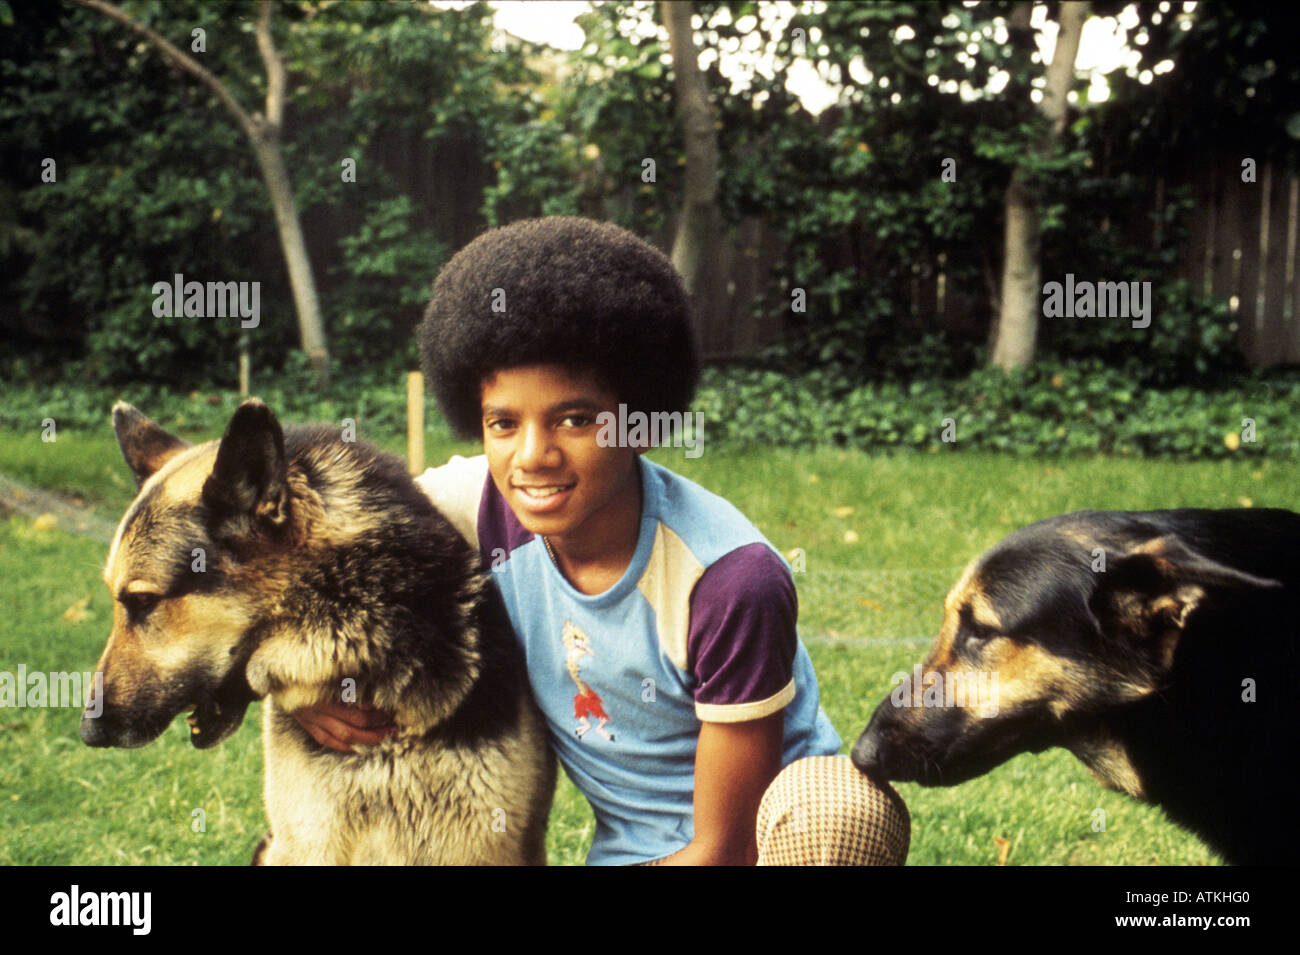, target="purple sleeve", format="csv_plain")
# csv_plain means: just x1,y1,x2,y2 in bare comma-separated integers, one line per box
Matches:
477,469,534,565
687,543,798,709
